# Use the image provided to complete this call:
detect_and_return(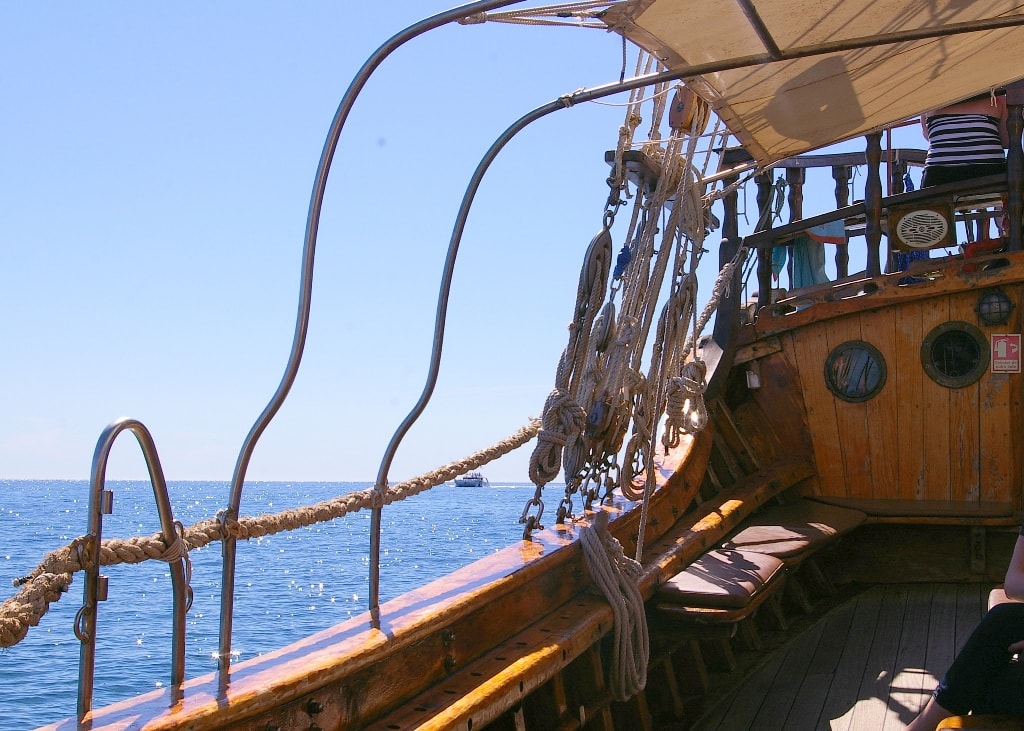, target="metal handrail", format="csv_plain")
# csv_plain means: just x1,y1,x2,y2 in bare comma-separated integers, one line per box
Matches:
77,417,190,718
215,0,531,673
